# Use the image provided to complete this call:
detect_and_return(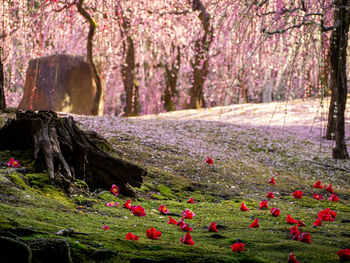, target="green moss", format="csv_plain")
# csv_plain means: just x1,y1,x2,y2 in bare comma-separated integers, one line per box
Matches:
7,172,29,190
156,184,175,199
26,173,51,188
